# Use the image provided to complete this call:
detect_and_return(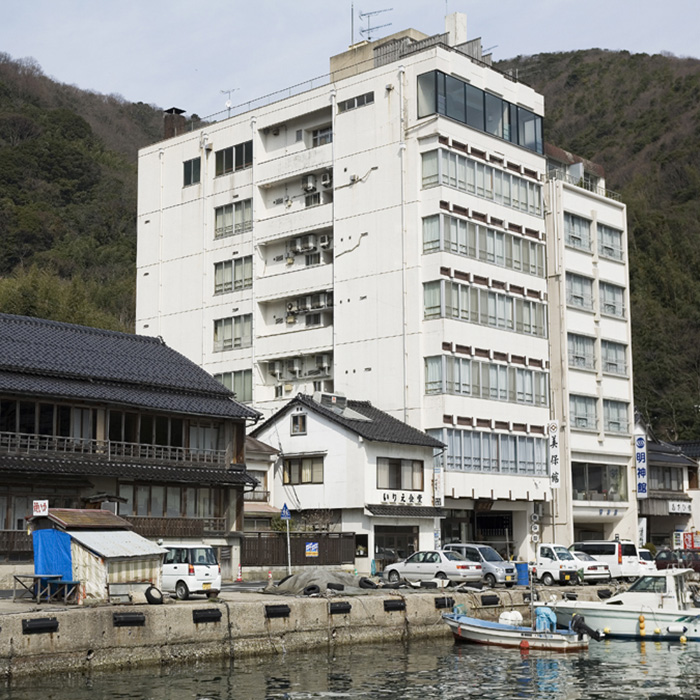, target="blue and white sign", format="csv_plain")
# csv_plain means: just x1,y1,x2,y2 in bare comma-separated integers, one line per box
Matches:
635,433,648,500
280,503,291,520
305,542,318,558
